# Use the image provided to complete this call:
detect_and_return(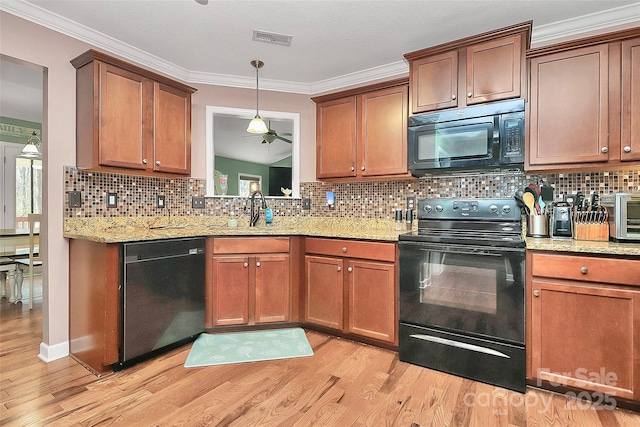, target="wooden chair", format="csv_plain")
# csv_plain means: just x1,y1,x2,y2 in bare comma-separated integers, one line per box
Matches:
15,214,42,310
